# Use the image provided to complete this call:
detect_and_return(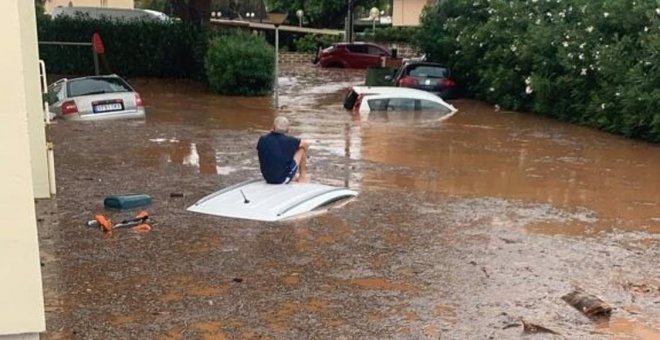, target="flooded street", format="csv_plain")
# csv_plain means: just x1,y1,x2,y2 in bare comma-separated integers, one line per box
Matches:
40,65,659,339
